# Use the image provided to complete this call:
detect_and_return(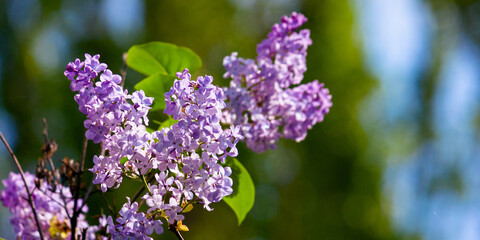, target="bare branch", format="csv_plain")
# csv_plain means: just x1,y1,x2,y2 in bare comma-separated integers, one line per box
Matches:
80,181,97,210
71,136,88,240
0,132,45,240
169,224,185,240
120,52,128,87
42,118,60,182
